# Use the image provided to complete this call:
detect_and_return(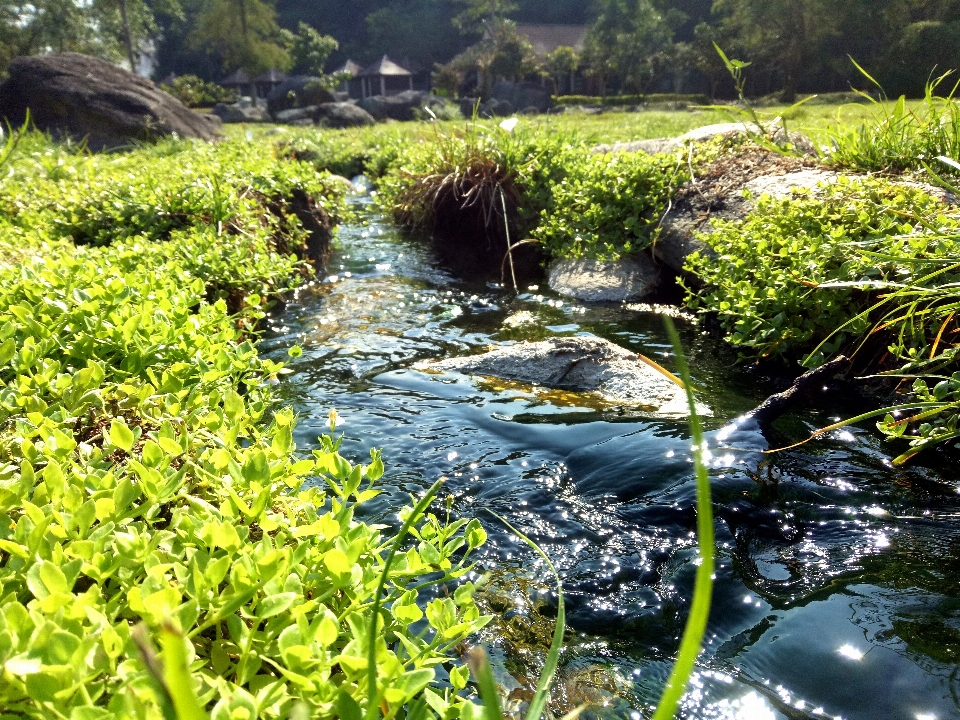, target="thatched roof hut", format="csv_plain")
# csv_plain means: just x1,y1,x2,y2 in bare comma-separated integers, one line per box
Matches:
357,55,413,98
